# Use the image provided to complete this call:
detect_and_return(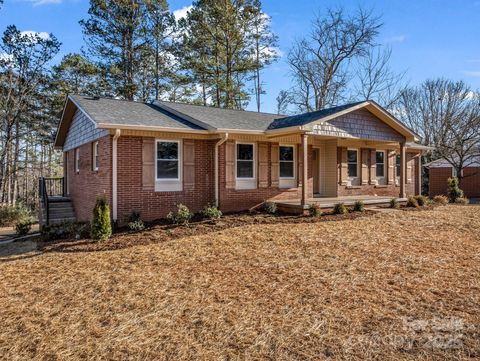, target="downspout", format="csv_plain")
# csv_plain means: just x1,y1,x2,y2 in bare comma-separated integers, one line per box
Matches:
112,129,121,225
215,133,229,207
